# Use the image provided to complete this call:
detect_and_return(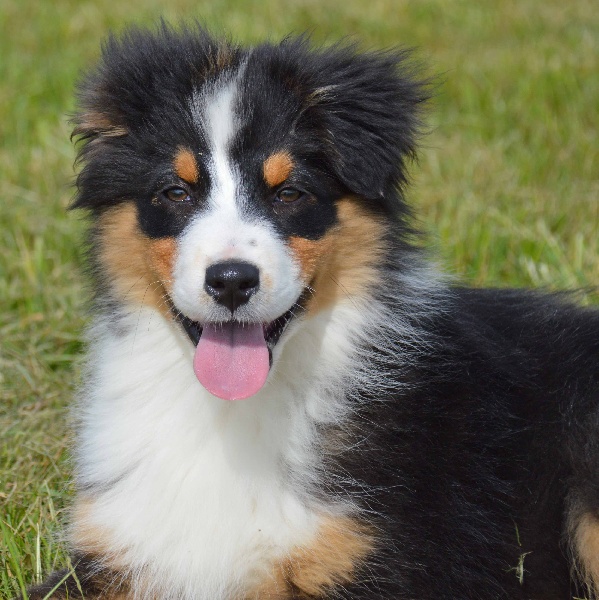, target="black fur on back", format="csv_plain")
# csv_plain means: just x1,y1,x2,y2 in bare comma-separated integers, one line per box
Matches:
324,278,599,599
